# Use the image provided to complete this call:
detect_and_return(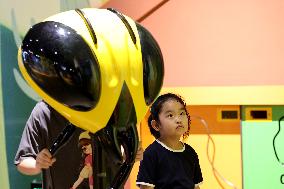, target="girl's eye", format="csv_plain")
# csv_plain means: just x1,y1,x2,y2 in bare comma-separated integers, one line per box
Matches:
167,114,173,118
